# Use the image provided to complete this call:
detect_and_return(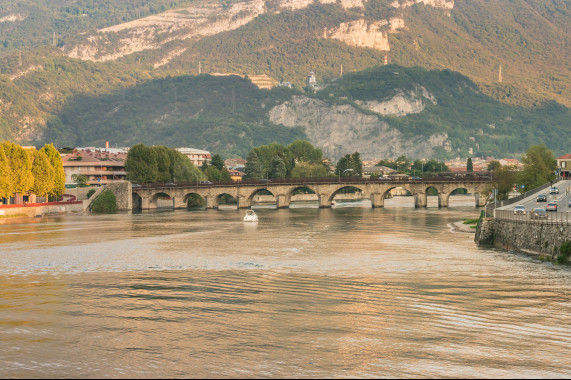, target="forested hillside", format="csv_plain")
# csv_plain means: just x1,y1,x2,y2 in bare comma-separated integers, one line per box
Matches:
36,66,571,160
